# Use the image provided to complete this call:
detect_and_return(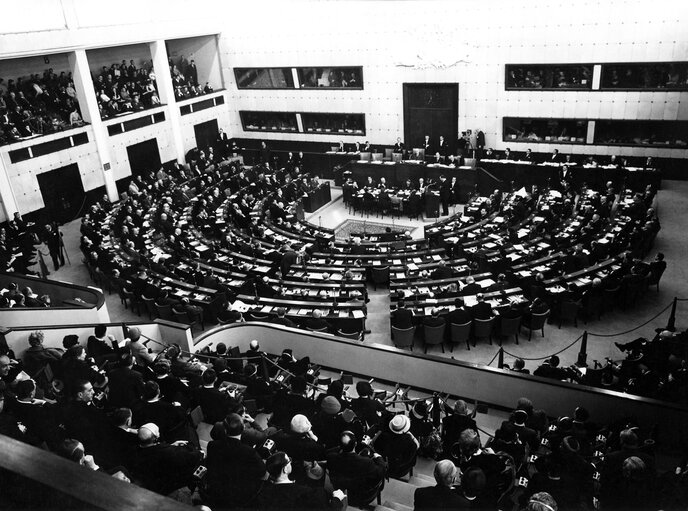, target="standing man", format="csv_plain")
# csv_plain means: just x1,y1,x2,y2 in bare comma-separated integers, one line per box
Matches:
437,135,449,158
44,223,64,272
475,129,485,159
423,134,432,155
439,175,451,216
